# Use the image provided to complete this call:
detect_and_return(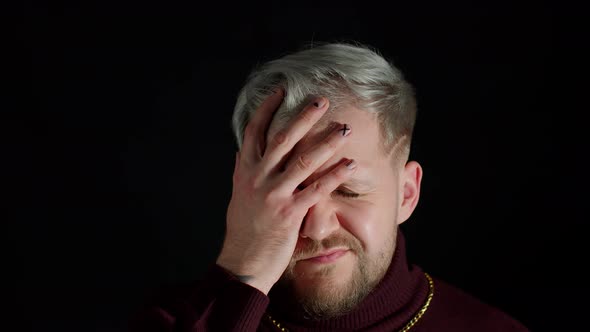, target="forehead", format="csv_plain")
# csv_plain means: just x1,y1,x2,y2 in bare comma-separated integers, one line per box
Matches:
268,105,389,187
299,106,383,157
